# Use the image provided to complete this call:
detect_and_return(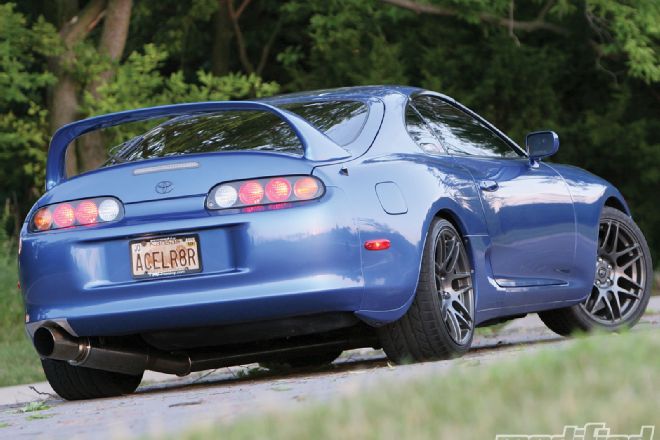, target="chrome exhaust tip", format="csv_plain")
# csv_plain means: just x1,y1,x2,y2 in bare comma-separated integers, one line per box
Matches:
33,326,89,362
